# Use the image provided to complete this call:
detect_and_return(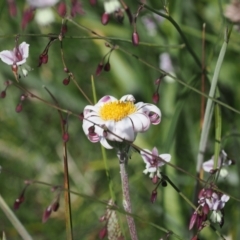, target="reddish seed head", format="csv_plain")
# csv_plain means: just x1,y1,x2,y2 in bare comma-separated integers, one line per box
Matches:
0,91,6,98
132,31,139,46
101,12,109,25
104,62,111,72
62,132,69,142
99,226,107,239
150,190,157,203
63,78,70,85
152,92,159,104
57,2,67,17
16,103,22,113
